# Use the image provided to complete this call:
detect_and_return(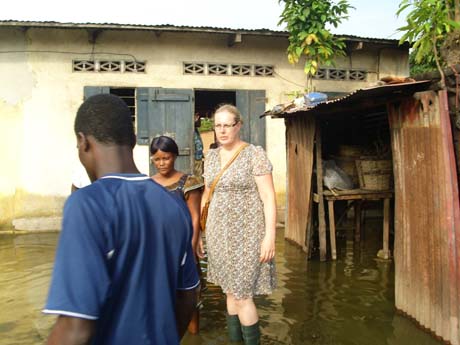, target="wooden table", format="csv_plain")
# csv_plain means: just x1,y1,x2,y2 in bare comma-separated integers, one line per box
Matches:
322,189,393,260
